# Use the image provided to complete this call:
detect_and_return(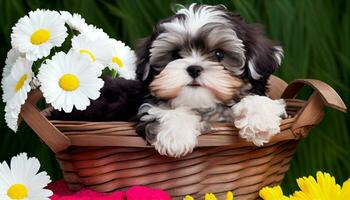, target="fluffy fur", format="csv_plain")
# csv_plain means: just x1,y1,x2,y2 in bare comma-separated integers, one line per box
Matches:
233,95,287,146
139,104,201,157
135,3,286,157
